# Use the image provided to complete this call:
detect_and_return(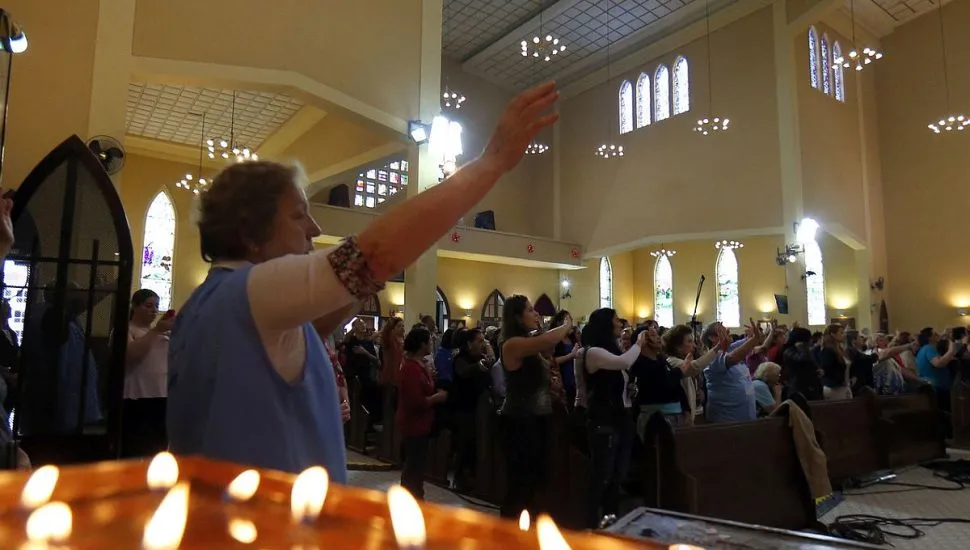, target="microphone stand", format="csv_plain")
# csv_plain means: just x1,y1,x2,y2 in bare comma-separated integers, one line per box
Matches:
691,275,706,343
